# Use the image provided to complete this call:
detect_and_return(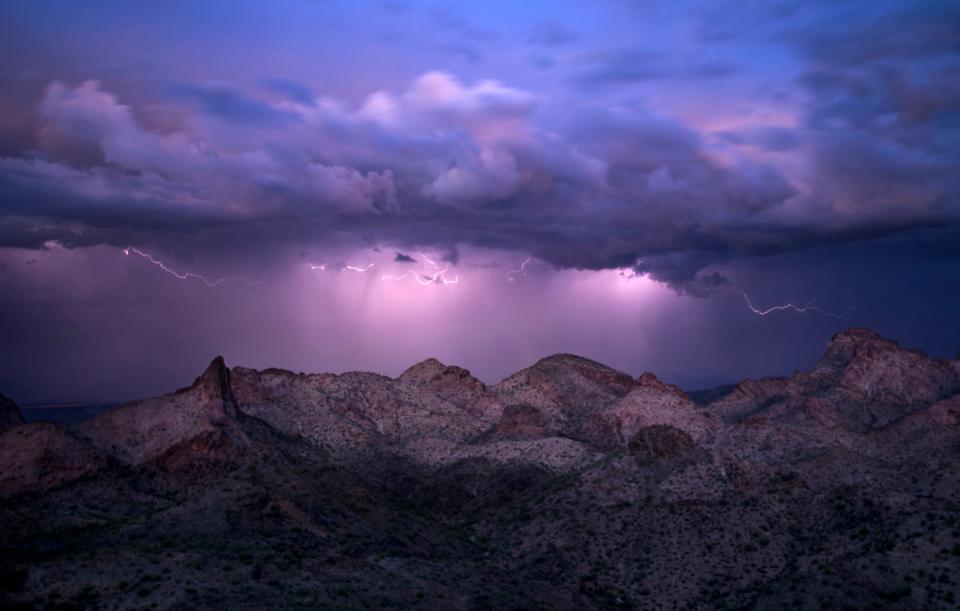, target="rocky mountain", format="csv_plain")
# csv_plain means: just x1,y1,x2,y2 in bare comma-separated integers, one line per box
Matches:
77,357,243,466
709,328,960,430
2,328,960,609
